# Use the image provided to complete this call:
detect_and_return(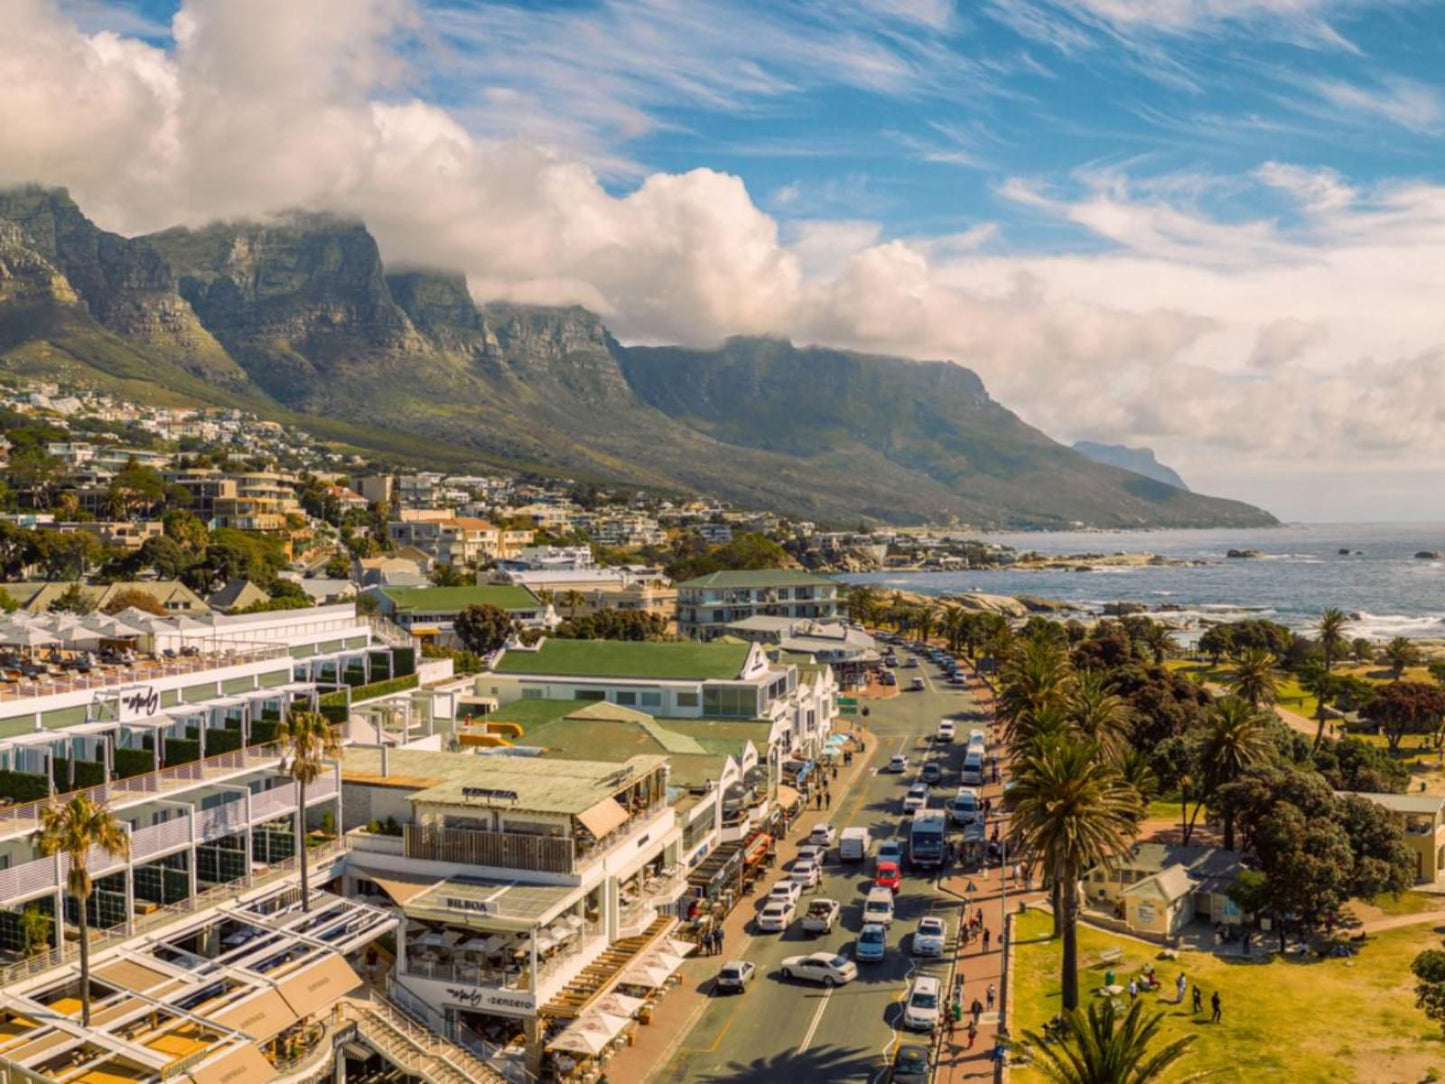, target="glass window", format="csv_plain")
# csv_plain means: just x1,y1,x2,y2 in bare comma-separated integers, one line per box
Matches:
615,691,637,706
676,692,700,708
574,689,605,701
640,691,662,708
521,688,542,700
